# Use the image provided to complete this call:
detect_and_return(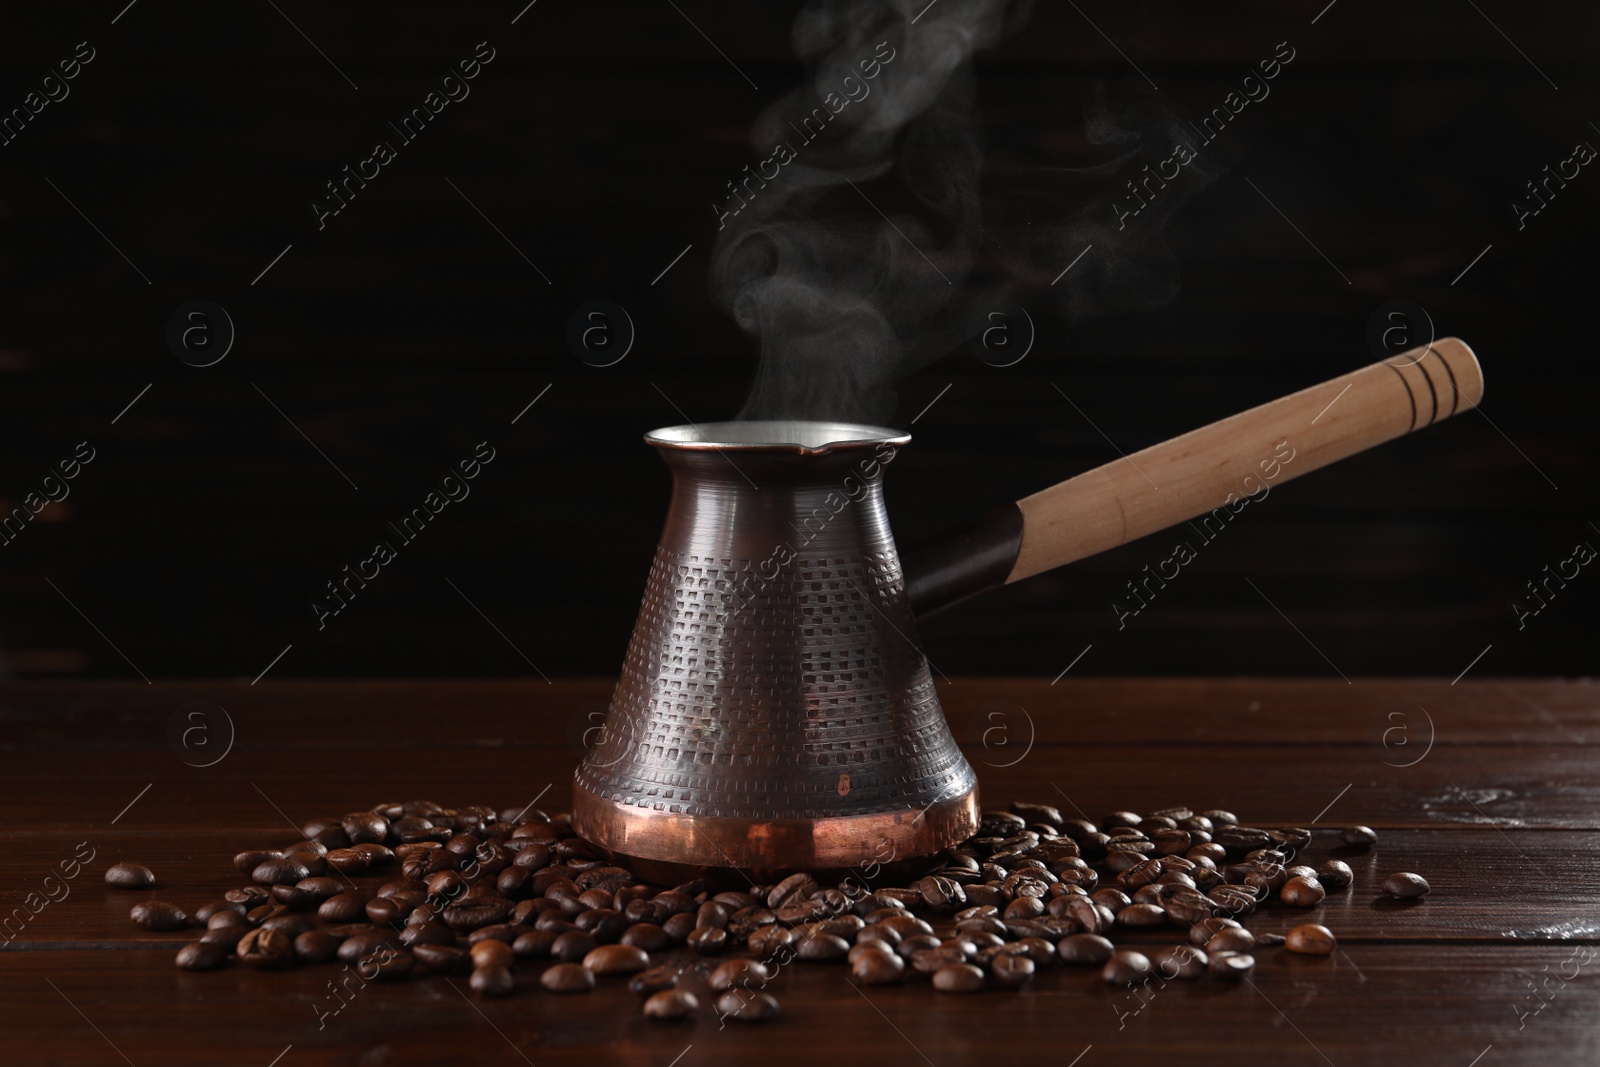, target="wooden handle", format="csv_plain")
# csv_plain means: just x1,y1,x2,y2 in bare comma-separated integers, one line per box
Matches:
1006,337,1484,583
